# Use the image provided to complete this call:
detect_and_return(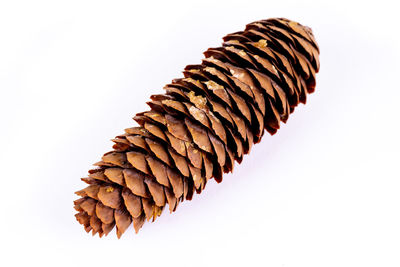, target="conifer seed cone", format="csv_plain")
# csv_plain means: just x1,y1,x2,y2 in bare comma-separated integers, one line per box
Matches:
74,18,320,238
